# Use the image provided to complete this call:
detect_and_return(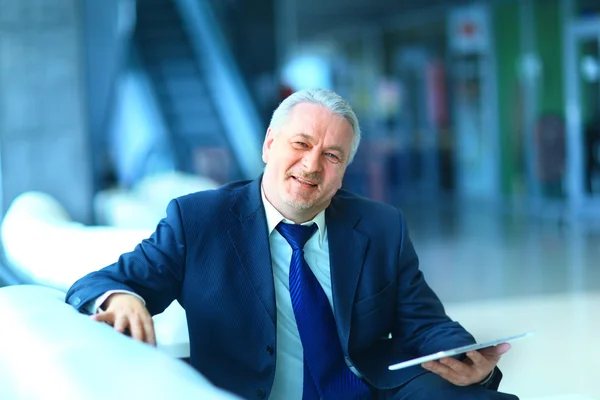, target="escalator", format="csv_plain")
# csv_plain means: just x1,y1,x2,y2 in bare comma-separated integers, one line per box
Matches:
133,0,263,182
